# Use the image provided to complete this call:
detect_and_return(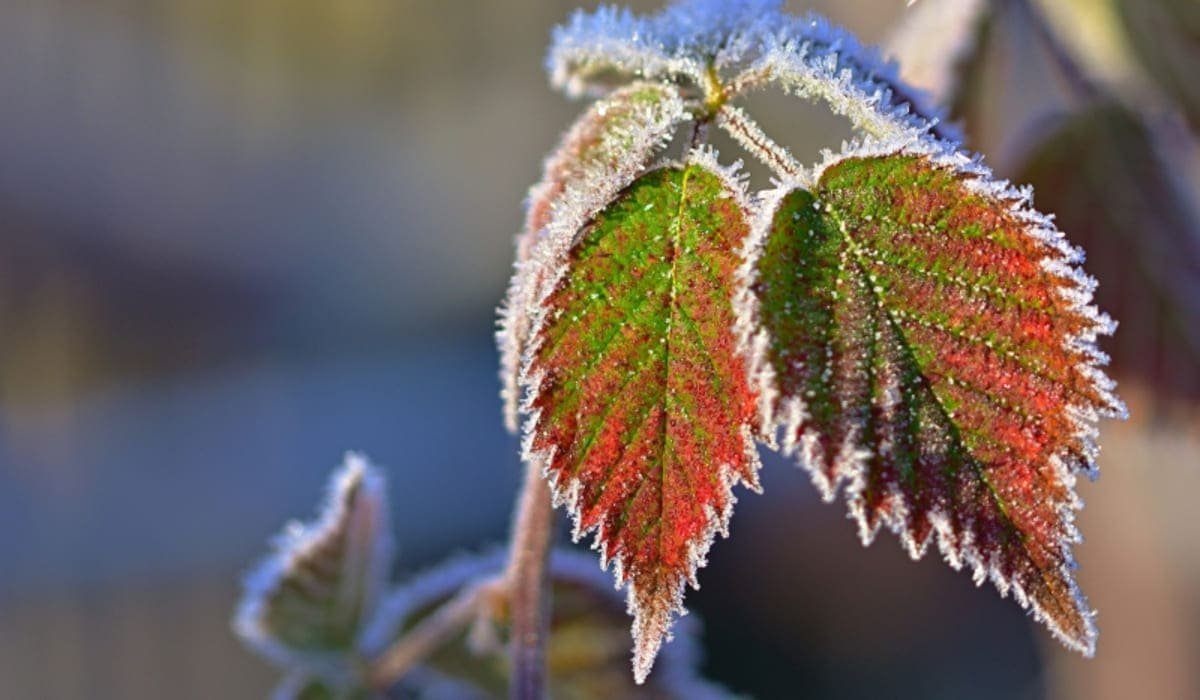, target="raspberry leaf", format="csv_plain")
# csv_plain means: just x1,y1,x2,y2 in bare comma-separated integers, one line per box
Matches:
498,81,687,432
523,153,761,682
749,146,1124,655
